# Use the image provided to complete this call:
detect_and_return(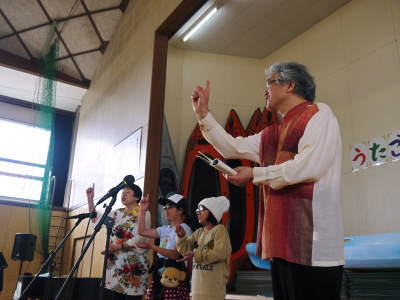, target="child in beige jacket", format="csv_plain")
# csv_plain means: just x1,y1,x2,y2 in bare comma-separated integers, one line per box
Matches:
175,196,232,300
